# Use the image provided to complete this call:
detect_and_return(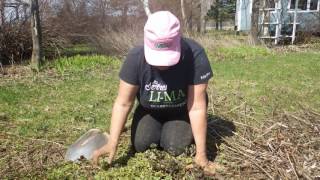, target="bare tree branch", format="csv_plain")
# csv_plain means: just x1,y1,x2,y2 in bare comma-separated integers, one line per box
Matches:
140,0,151,17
